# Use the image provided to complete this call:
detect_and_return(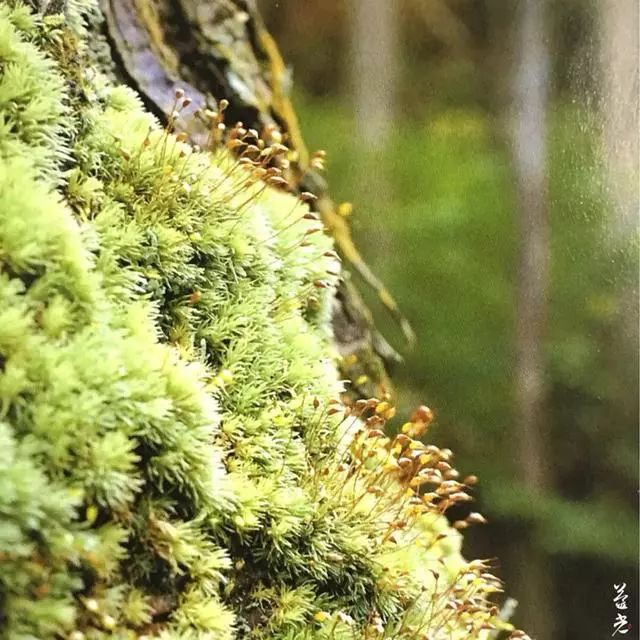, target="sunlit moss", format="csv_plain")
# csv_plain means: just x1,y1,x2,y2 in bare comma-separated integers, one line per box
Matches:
0,2,528,639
